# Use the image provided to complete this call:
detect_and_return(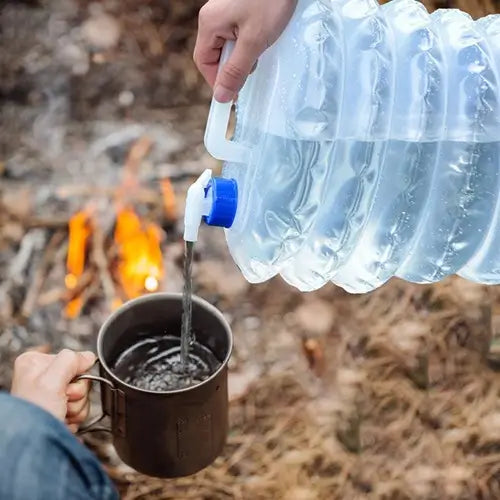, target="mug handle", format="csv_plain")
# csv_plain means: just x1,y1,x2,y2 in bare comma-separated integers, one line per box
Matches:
73,373,115,435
